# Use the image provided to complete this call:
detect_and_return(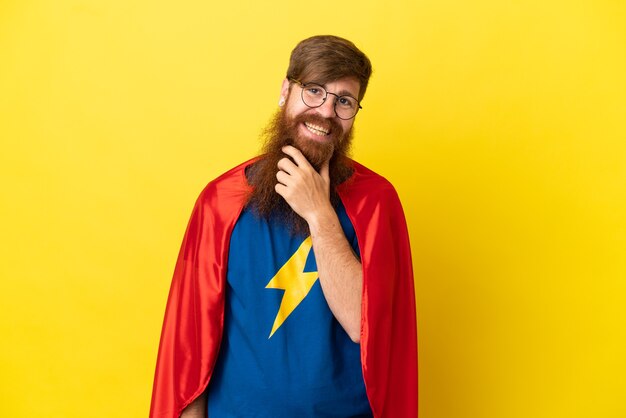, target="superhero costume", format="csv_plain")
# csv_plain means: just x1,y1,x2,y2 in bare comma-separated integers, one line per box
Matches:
207,201,370,416
150,157,418,417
